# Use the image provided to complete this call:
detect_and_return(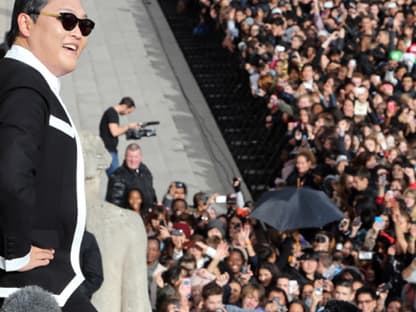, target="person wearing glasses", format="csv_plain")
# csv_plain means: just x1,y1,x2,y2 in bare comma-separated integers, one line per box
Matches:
355,287,378,312
0,0,95,311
